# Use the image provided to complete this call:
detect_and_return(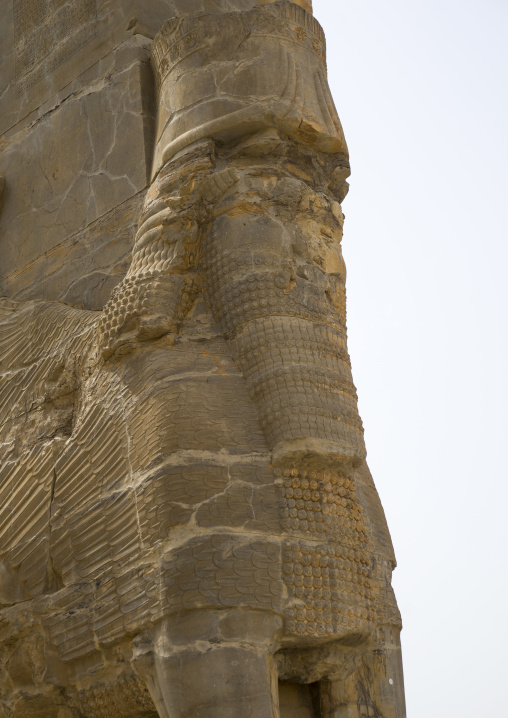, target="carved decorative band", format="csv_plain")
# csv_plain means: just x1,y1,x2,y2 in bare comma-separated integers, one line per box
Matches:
151,1,327,88
275,1,326,47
